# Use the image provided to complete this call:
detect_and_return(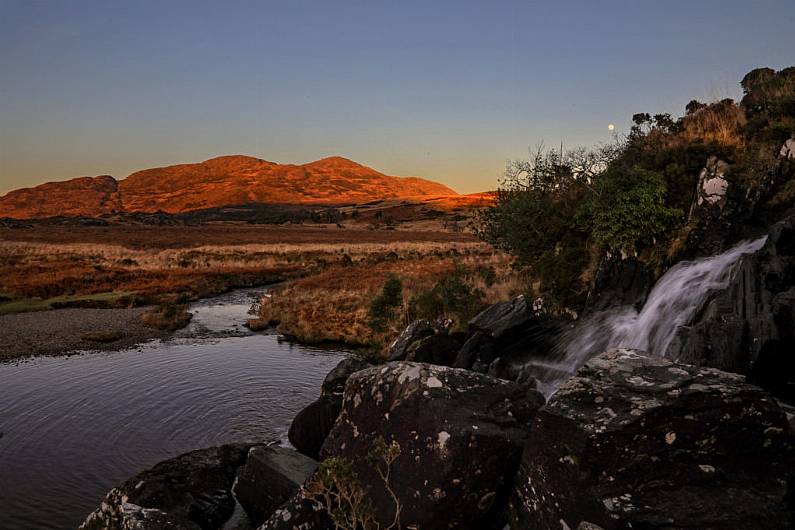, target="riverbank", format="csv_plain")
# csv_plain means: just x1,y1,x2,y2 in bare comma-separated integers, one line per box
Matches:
0,306,170,361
